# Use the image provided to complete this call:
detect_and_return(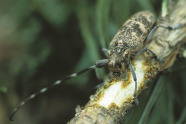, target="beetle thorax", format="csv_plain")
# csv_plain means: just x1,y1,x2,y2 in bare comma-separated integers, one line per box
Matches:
108,45,131,74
